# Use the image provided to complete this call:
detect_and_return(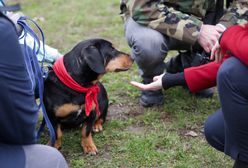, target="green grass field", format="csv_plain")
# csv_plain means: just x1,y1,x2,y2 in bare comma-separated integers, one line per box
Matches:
15,0,233,167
